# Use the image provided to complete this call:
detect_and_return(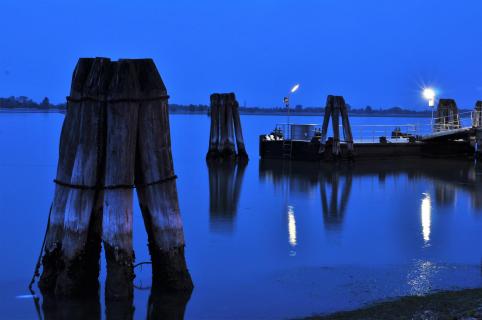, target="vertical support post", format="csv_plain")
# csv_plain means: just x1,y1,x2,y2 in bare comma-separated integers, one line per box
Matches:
331,97,341,156
231,94,248,160
103,60,139,300
221,95,236,158
207,94,220,159
319,95,333,154
55,58,110,296
135,60,193,292
39,58,94,294
339,96,354,155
